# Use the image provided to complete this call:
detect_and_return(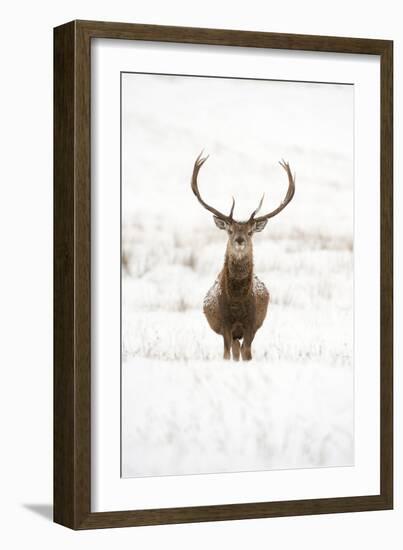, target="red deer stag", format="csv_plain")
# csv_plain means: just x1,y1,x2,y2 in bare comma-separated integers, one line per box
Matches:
191,152,295,361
